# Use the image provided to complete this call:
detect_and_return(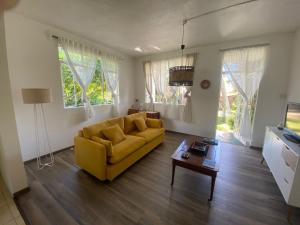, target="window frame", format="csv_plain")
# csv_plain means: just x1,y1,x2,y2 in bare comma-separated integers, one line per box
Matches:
58,47,114,109
144,59,189,106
